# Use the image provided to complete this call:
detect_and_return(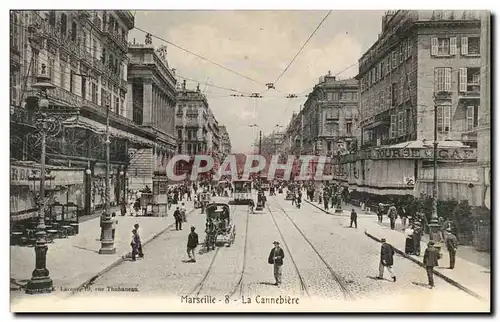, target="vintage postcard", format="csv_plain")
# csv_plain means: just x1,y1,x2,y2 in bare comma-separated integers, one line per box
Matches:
9,9,491,312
